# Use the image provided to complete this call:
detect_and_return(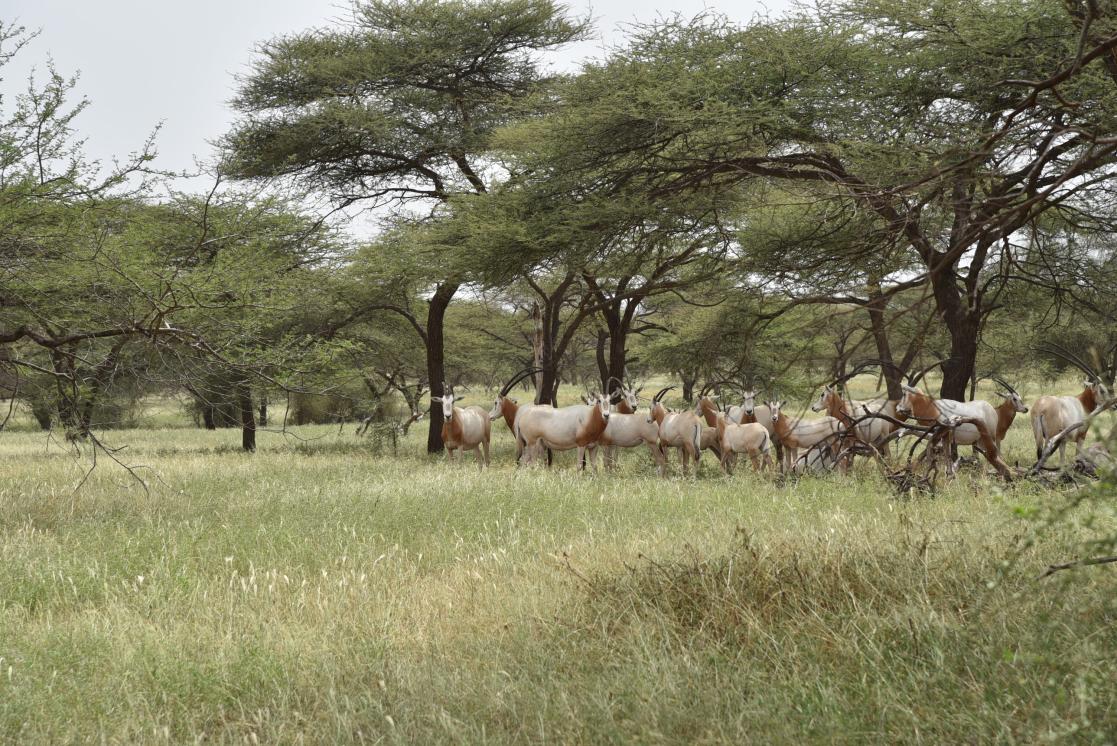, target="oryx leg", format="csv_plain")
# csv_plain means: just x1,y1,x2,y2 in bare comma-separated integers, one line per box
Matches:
481,439,490,468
